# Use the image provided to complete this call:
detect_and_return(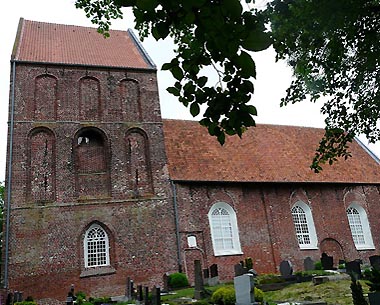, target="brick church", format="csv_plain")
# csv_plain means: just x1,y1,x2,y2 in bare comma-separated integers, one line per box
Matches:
4,19,380,302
